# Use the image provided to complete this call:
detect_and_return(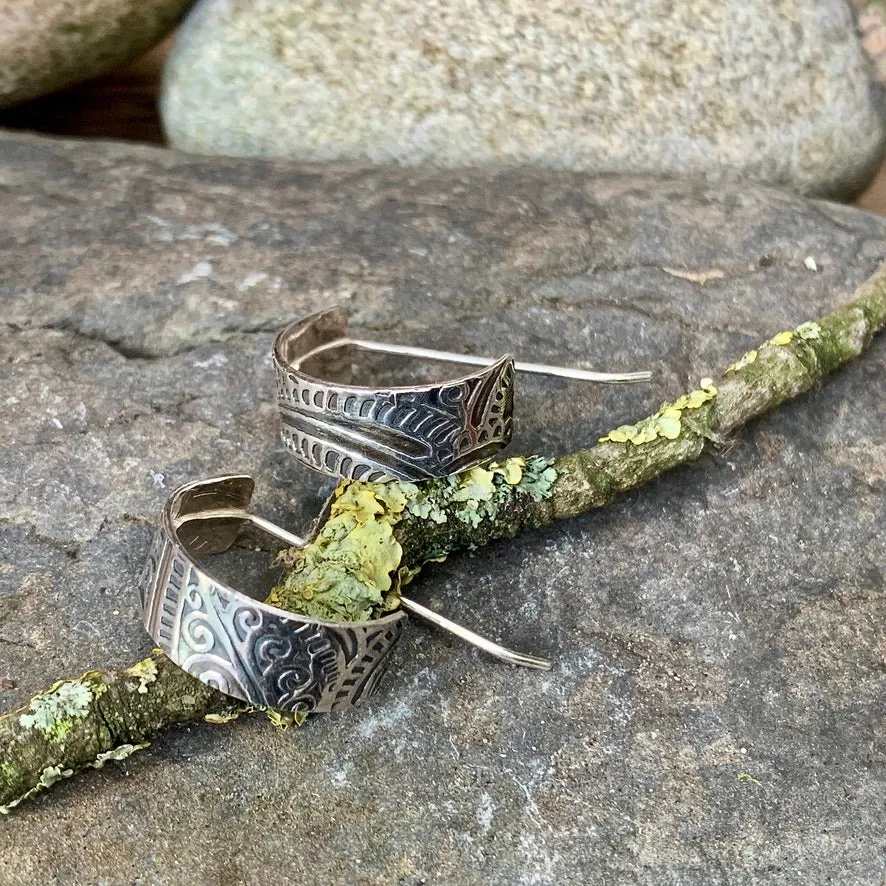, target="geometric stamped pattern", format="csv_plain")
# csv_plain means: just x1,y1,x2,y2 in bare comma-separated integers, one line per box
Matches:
139,527,406,714
273,307,514,482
